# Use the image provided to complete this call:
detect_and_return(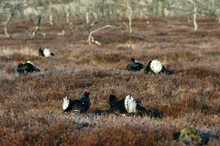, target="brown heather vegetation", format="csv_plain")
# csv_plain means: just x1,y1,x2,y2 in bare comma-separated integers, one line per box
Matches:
0,16,220,145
